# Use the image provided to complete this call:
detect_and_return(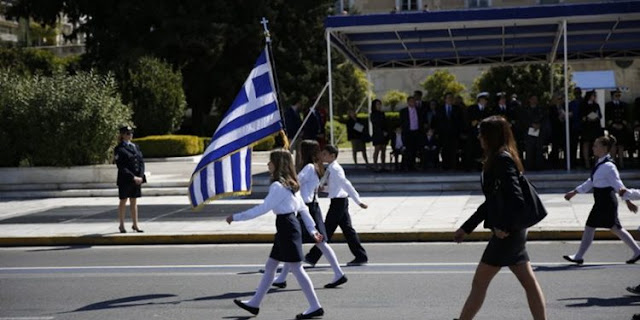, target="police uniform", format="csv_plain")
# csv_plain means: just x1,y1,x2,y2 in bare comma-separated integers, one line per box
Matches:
605,89,630,146
114,126,146,199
